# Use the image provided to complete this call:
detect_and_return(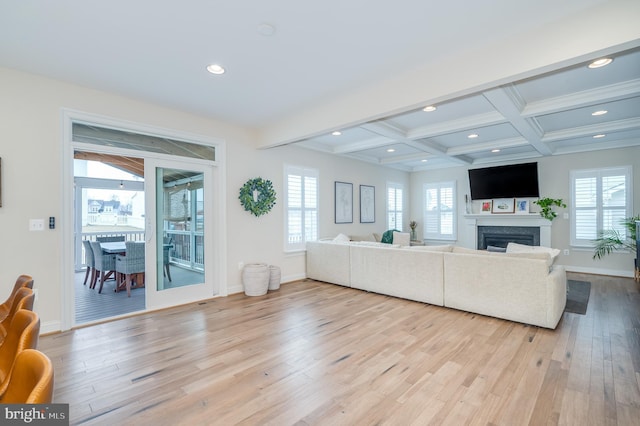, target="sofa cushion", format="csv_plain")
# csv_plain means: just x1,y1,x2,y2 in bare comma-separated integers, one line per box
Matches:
452,245,553,268
506,242,560,262
349,233,376,242
392,231,411,247
351,241,399,248
406,244,454,252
